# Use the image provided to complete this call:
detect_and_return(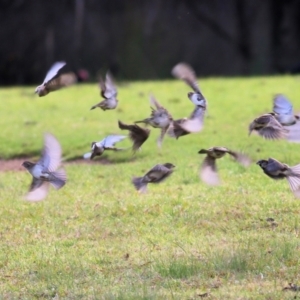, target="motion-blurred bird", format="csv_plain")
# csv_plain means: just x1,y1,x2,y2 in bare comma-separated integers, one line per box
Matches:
272,94,299,126
35,61,75,97
198,147,251,186
249,113,289,140
83,135,127,160
257,157,300,197
135,95,172,147
132,163,175,193
90,72,118,111
169,62,207,138
22,133,67,201
171,62,206,106
118,120,150,153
